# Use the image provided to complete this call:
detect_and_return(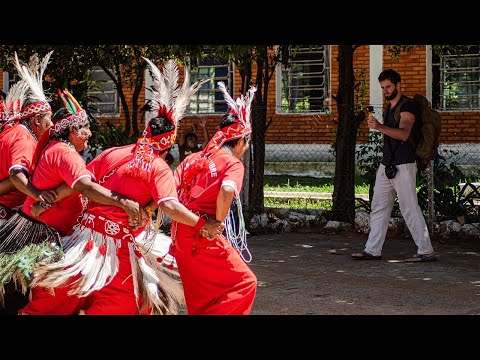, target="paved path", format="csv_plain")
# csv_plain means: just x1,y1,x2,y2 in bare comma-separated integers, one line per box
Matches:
247,230,480,315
